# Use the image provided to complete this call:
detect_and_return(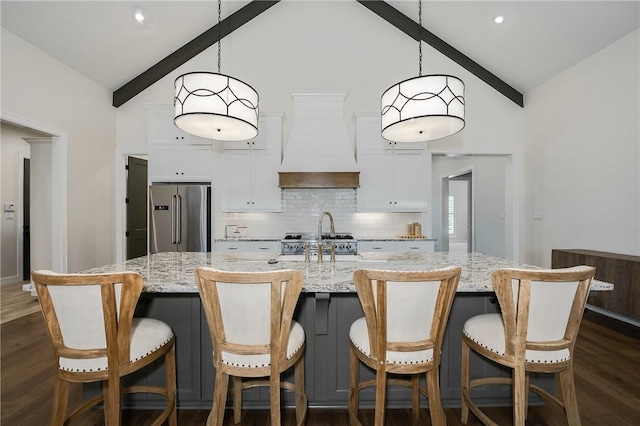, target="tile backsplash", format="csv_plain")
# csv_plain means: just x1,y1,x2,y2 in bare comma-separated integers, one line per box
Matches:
216,188,423,239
